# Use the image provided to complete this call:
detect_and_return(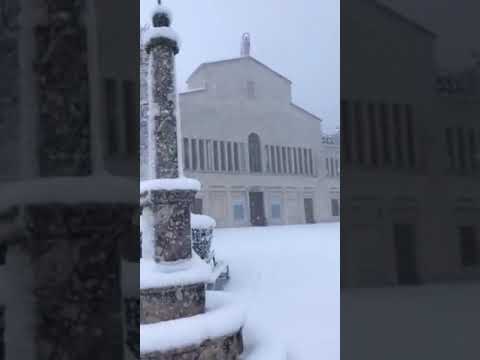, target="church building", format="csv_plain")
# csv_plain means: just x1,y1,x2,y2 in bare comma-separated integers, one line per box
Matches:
176,34,339,227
